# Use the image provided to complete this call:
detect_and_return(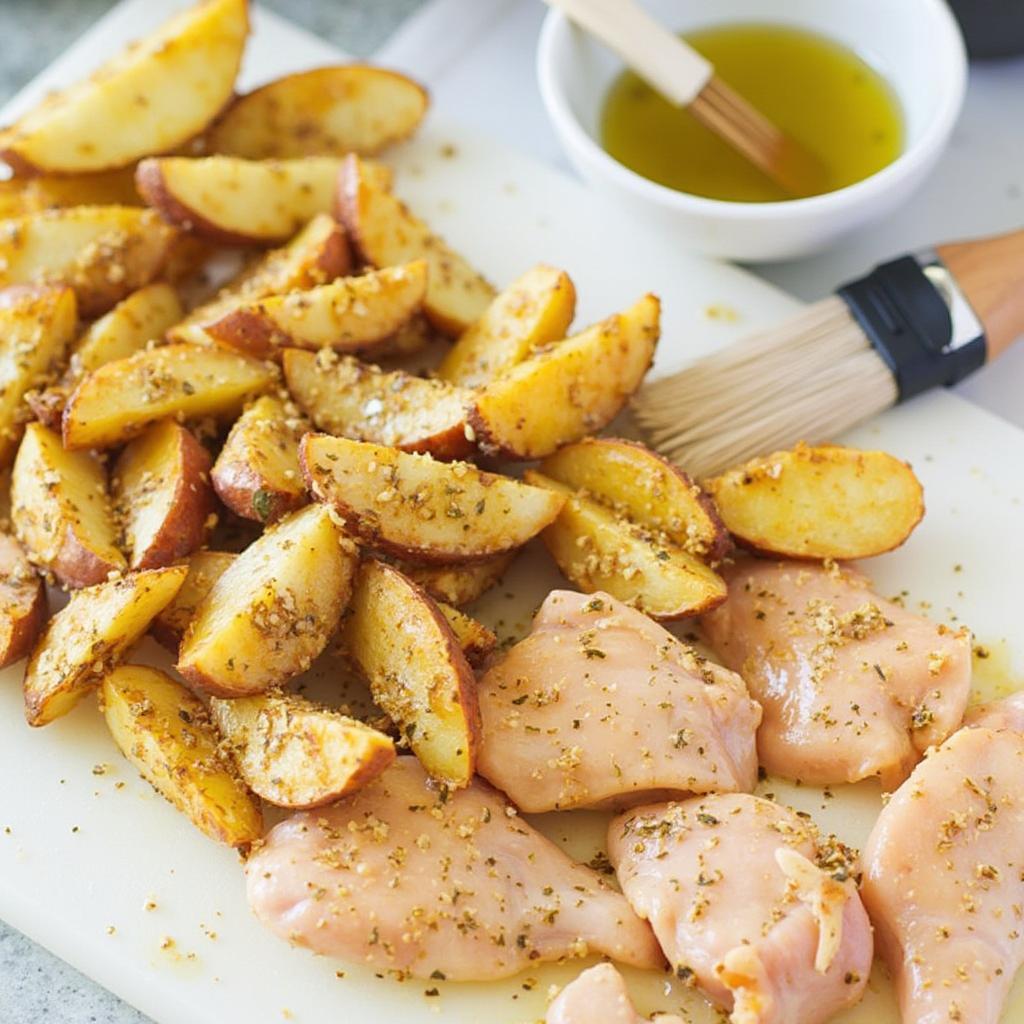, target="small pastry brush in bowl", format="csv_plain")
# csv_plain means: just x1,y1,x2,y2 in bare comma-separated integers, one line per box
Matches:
633,228,1024,478
542,0,826,197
